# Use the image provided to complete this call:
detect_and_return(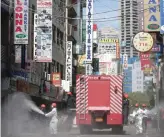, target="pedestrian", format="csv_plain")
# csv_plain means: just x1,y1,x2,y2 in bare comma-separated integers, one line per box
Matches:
45,103,58,136
123,93,129,125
